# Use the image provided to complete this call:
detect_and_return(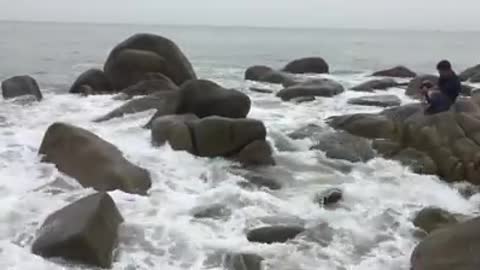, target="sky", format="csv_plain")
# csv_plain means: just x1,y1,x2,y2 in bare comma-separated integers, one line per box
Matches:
0,0,478,31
